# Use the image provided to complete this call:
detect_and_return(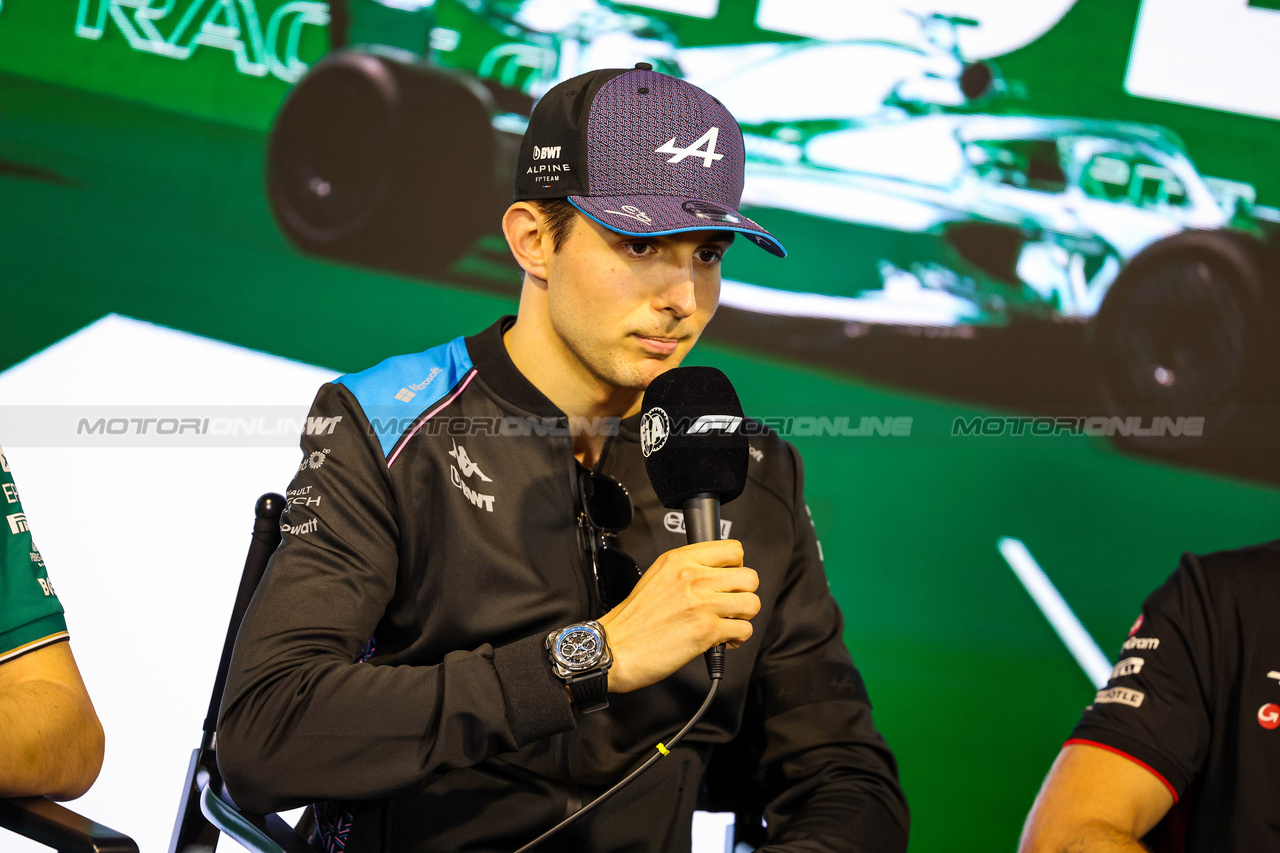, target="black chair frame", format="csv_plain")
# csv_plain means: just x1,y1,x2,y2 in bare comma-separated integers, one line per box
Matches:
169,492,316,853
0,795,138,853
